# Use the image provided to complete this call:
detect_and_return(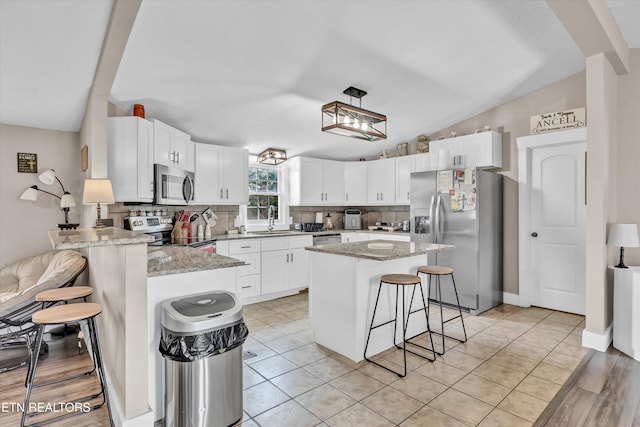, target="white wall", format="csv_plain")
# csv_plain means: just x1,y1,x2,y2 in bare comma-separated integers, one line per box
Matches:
0,124,82,266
